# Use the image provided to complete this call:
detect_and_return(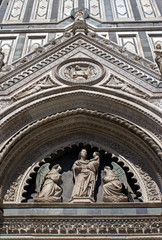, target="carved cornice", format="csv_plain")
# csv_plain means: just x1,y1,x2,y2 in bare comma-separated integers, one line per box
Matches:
0,215,161,237
0,237,161,240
